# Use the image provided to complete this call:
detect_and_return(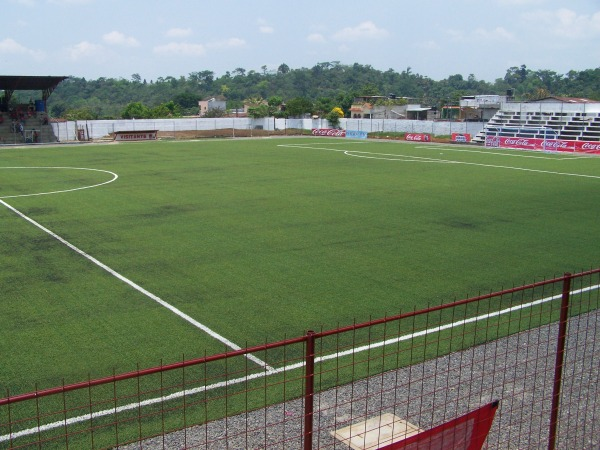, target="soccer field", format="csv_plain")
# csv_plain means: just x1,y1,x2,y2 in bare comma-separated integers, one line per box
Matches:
1,137,599,395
